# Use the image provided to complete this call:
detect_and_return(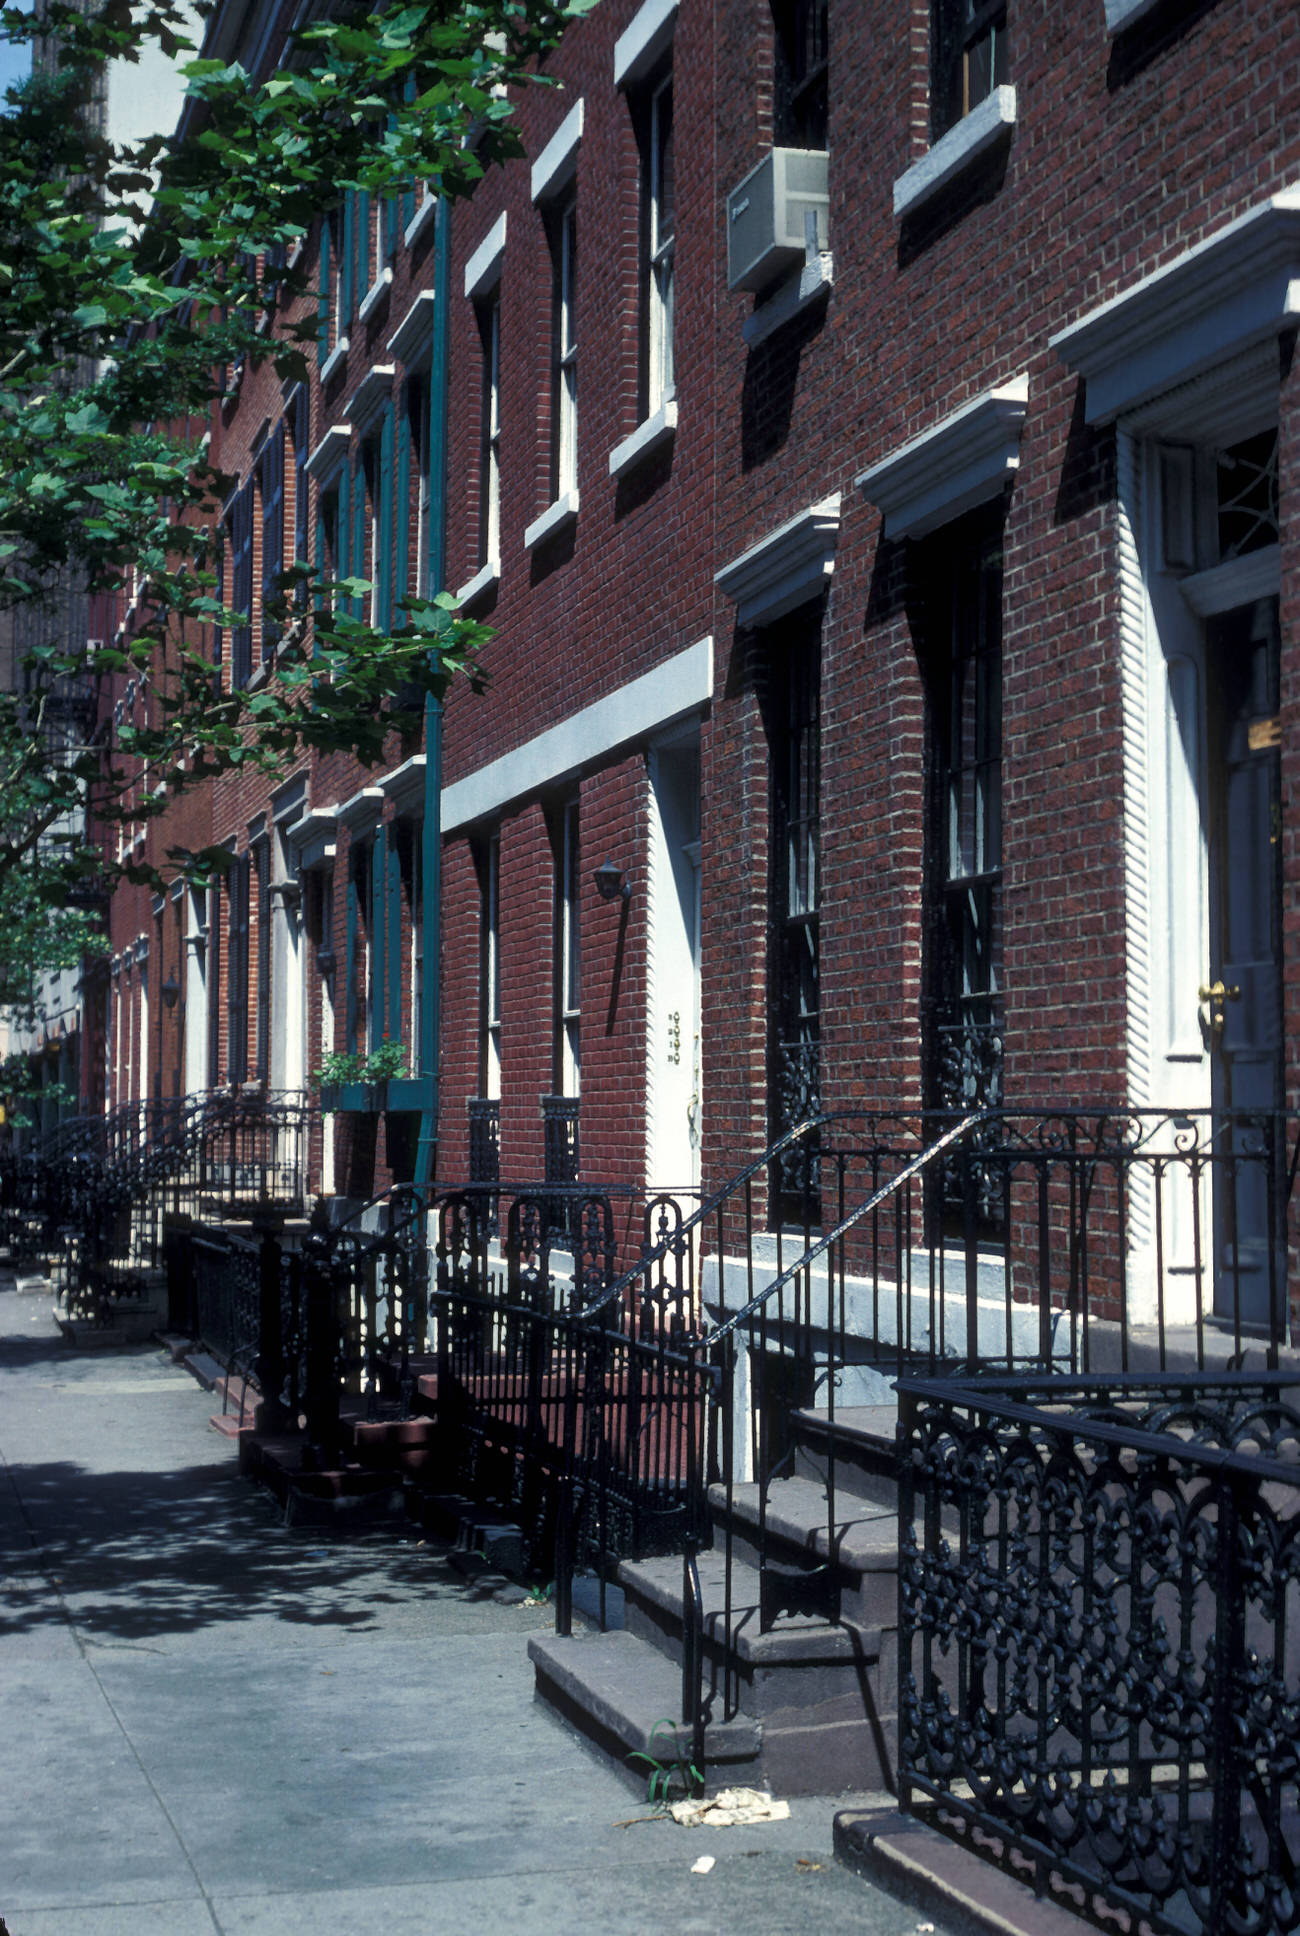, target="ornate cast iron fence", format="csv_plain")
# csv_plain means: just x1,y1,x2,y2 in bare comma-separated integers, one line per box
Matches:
21,1089,315,1320
897,1372,1300,1936
431,1187,713,1598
